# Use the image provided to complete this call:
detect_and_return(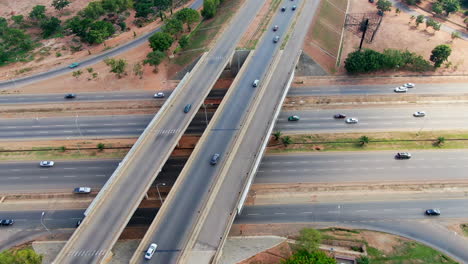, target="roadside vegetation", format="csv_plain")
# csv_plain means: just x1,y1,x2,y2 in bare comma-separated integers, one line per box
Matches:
461,224,468,236
269,131,468,153
0,246,42,264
